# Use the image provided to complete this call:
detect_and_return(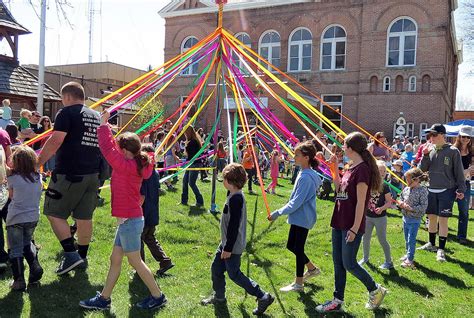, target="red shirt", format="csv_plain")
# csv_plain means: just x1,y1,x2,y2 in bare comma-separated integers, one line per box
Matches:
331,162,371,233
